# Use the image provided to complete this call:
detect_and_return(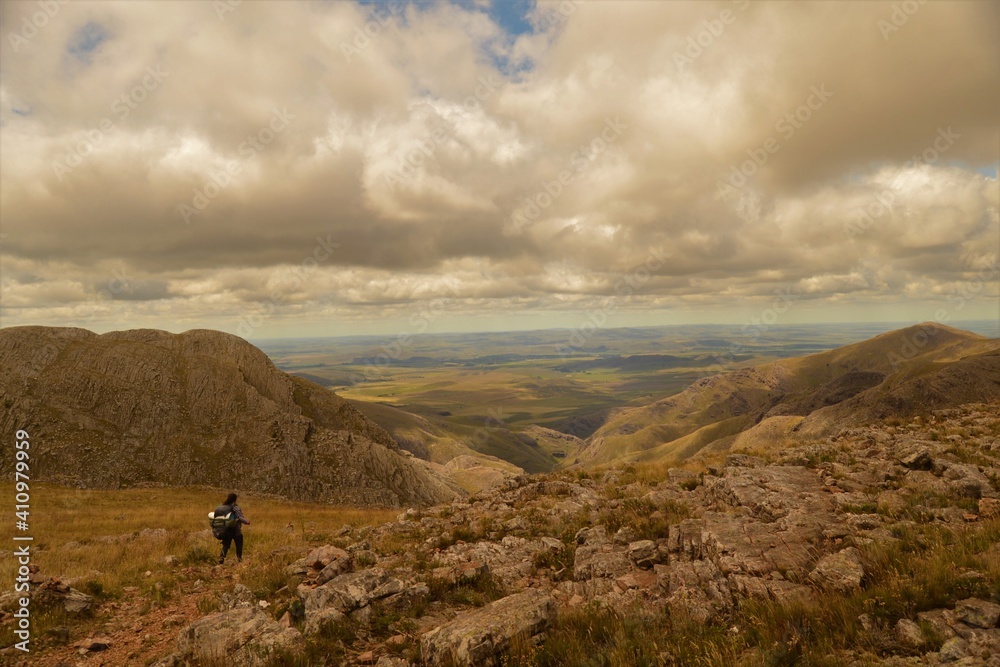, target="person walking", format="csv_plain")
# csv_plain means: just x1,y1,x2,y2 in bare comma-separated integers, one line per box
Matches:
217,492,250,564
